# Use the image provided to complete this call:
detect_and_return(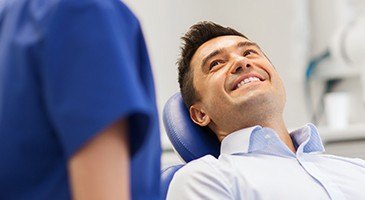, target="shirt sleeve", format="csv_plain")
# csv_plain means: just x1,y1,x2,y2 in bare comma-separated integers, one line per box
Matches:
38,0,155,158
166,156,234,200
